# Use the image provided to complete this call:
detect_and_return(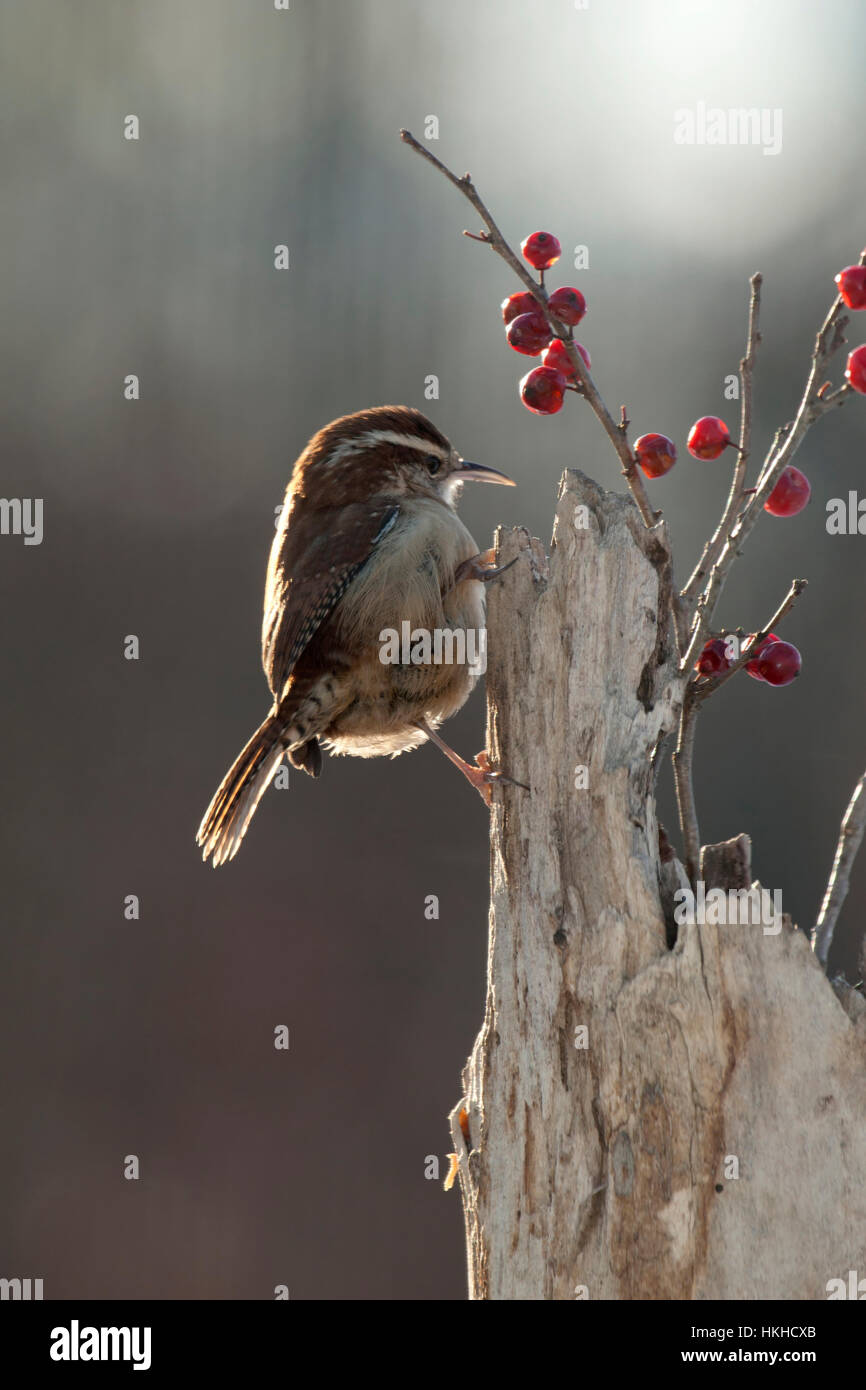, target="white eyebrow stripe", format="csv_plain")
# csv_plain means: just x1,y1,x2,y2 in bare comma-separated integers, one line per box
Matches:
325,431,450,466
